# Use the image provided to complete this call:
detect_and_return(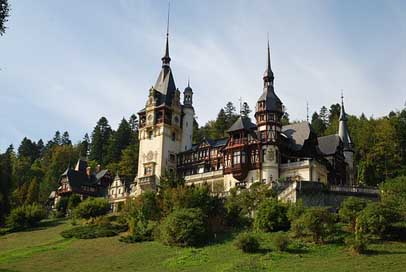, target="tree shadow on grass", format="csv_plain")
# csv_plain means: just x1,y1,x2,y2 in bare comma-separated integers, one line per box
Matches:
0,269,20,272
364,249,406,256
